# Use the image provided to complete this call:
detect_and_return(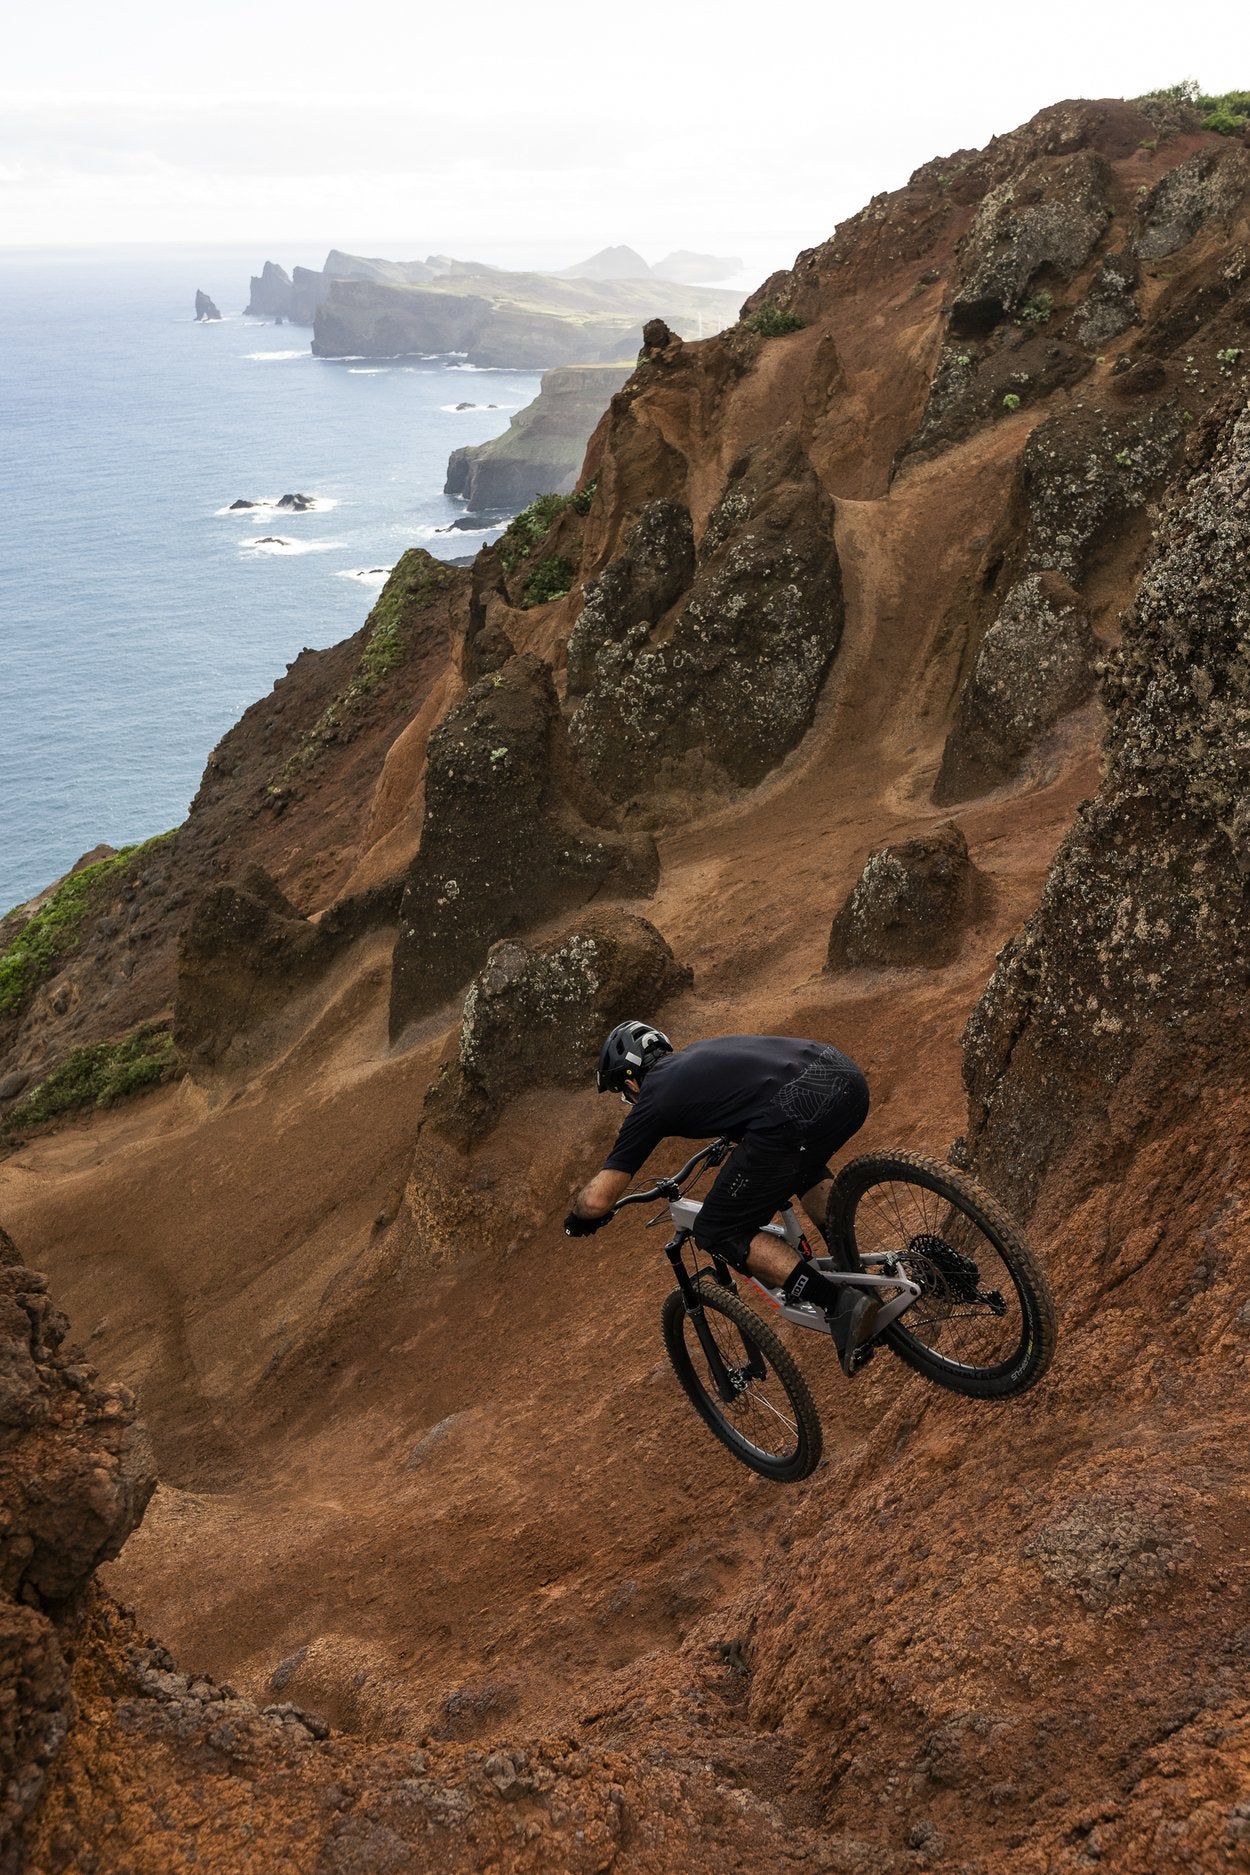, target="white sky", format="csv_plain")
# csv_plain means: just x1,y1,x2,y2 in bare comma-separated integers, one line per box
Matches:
3,1,1246,278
